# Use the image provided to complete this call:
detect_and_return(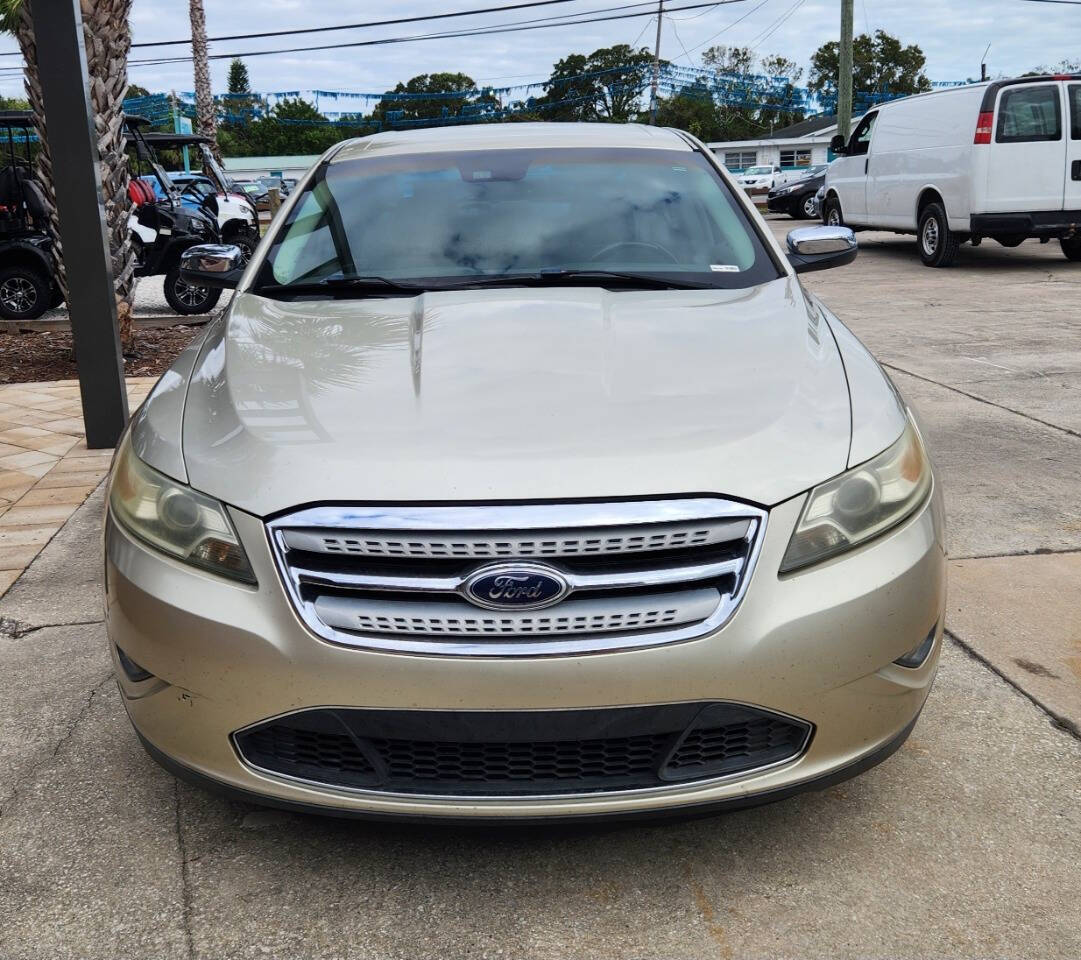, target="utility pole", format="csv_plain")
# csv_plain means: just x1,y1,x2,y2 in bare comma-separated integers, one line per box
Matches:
837,0,854,140
648,0,663,125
